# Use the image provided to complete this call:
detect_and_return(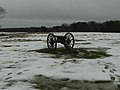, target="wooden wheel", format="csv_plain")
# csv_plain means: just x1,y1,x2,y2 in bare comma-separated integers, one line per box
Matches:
64,32,75,48
47,33,57,50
